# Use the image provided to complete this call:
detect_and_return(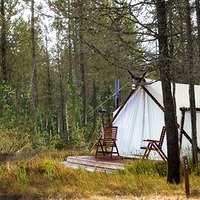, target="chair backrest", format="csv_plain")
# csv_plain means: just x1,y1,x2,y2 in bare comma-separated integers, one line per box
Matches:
158,126,166,149
103,126,118,140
